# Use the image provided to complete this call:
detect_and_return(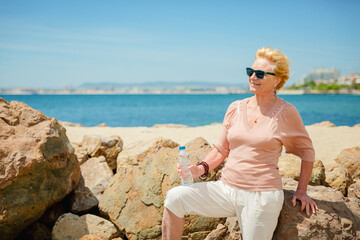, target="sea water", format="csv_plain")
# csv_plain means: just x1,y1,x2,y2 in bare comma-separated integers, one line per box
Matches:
1,94,359,127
